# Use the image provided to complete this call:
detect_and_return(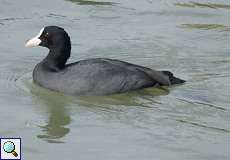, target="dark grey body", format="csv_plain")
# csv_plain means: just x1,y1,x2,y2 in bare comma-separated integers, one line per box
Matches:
33,58,173,95
28,26,185,95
